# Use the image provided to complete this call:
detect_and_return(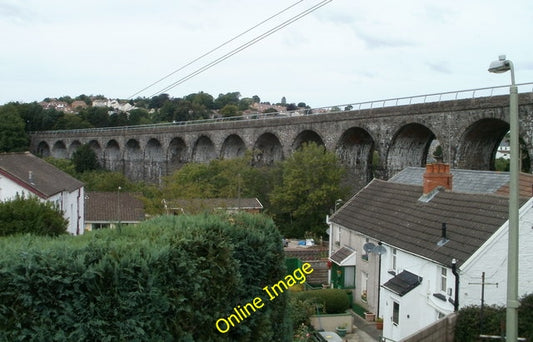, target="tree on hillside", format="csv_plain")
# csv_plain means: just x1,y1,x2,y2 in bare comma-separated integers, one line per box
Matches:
53,113,92,130
269,142,348,238
0,194,68,236
214,92,240,109
161,155,272,203
220,104,239,117
72,144,100,173
0,104,29,152
79,107,110,127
